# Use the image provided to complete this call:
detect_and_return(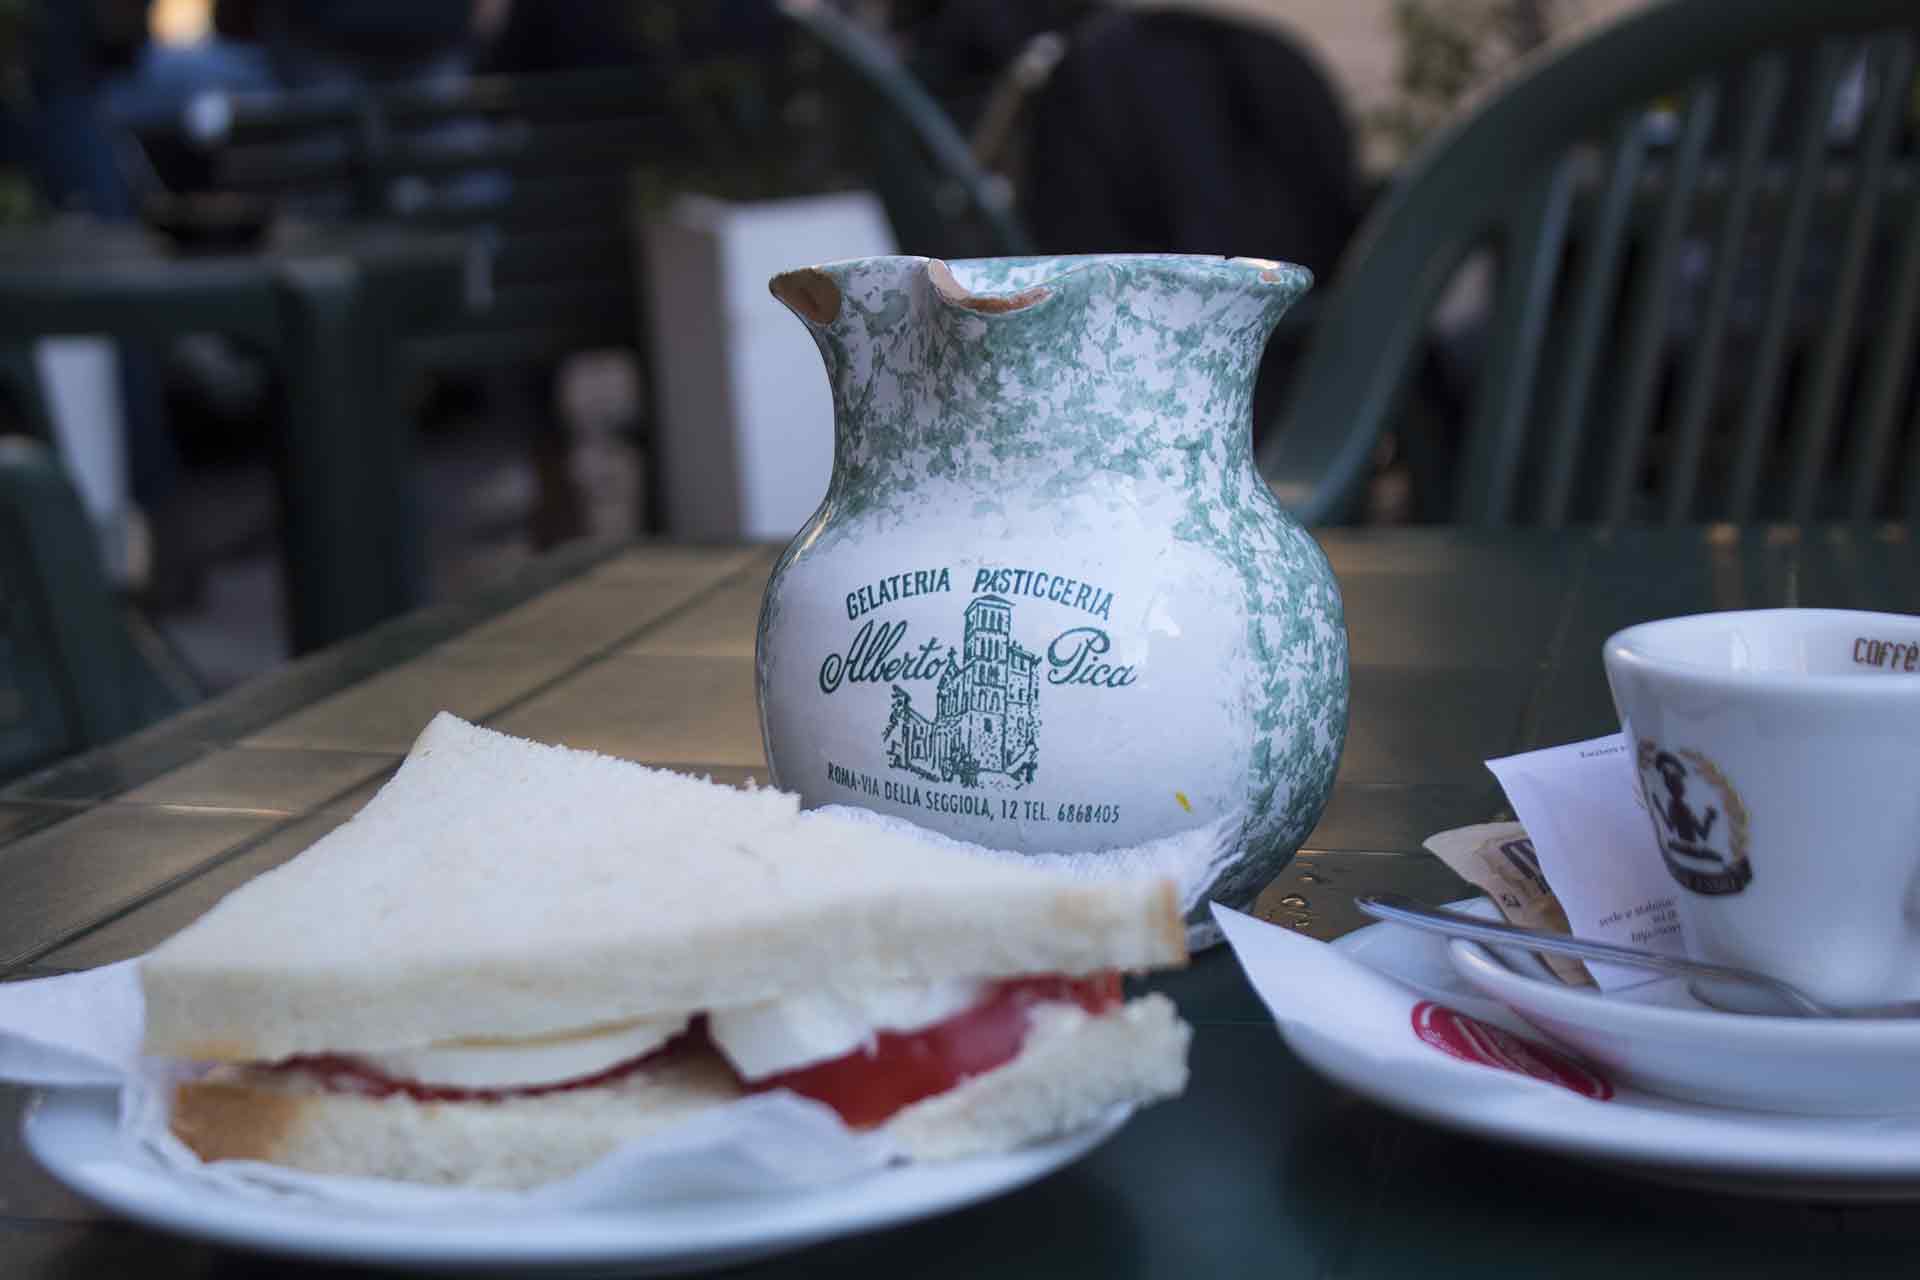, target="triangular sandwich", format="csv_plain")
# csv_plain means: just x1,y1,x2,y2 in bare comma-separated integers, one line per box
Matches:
142,713,1190,1188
